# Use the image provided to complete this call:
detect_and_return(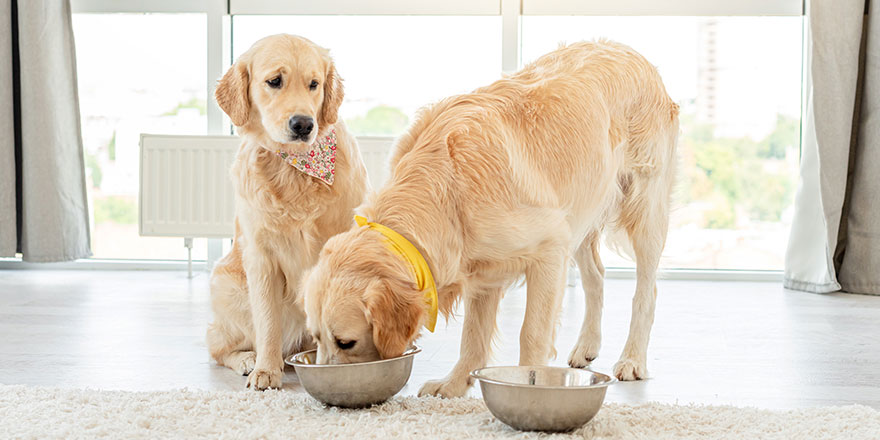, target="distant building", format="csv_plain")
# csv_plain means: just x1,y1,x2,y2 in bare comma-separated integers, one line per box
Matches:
695,18,802,140
696,19,718,128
